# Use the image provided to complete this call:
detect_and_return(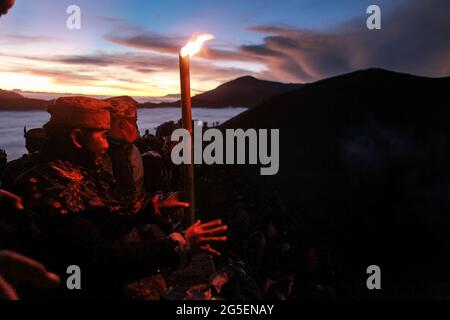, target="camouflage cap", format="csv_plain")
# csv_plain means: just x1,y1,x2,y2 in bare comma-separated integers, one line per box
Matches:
45,96,111,130
104,96,138,119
